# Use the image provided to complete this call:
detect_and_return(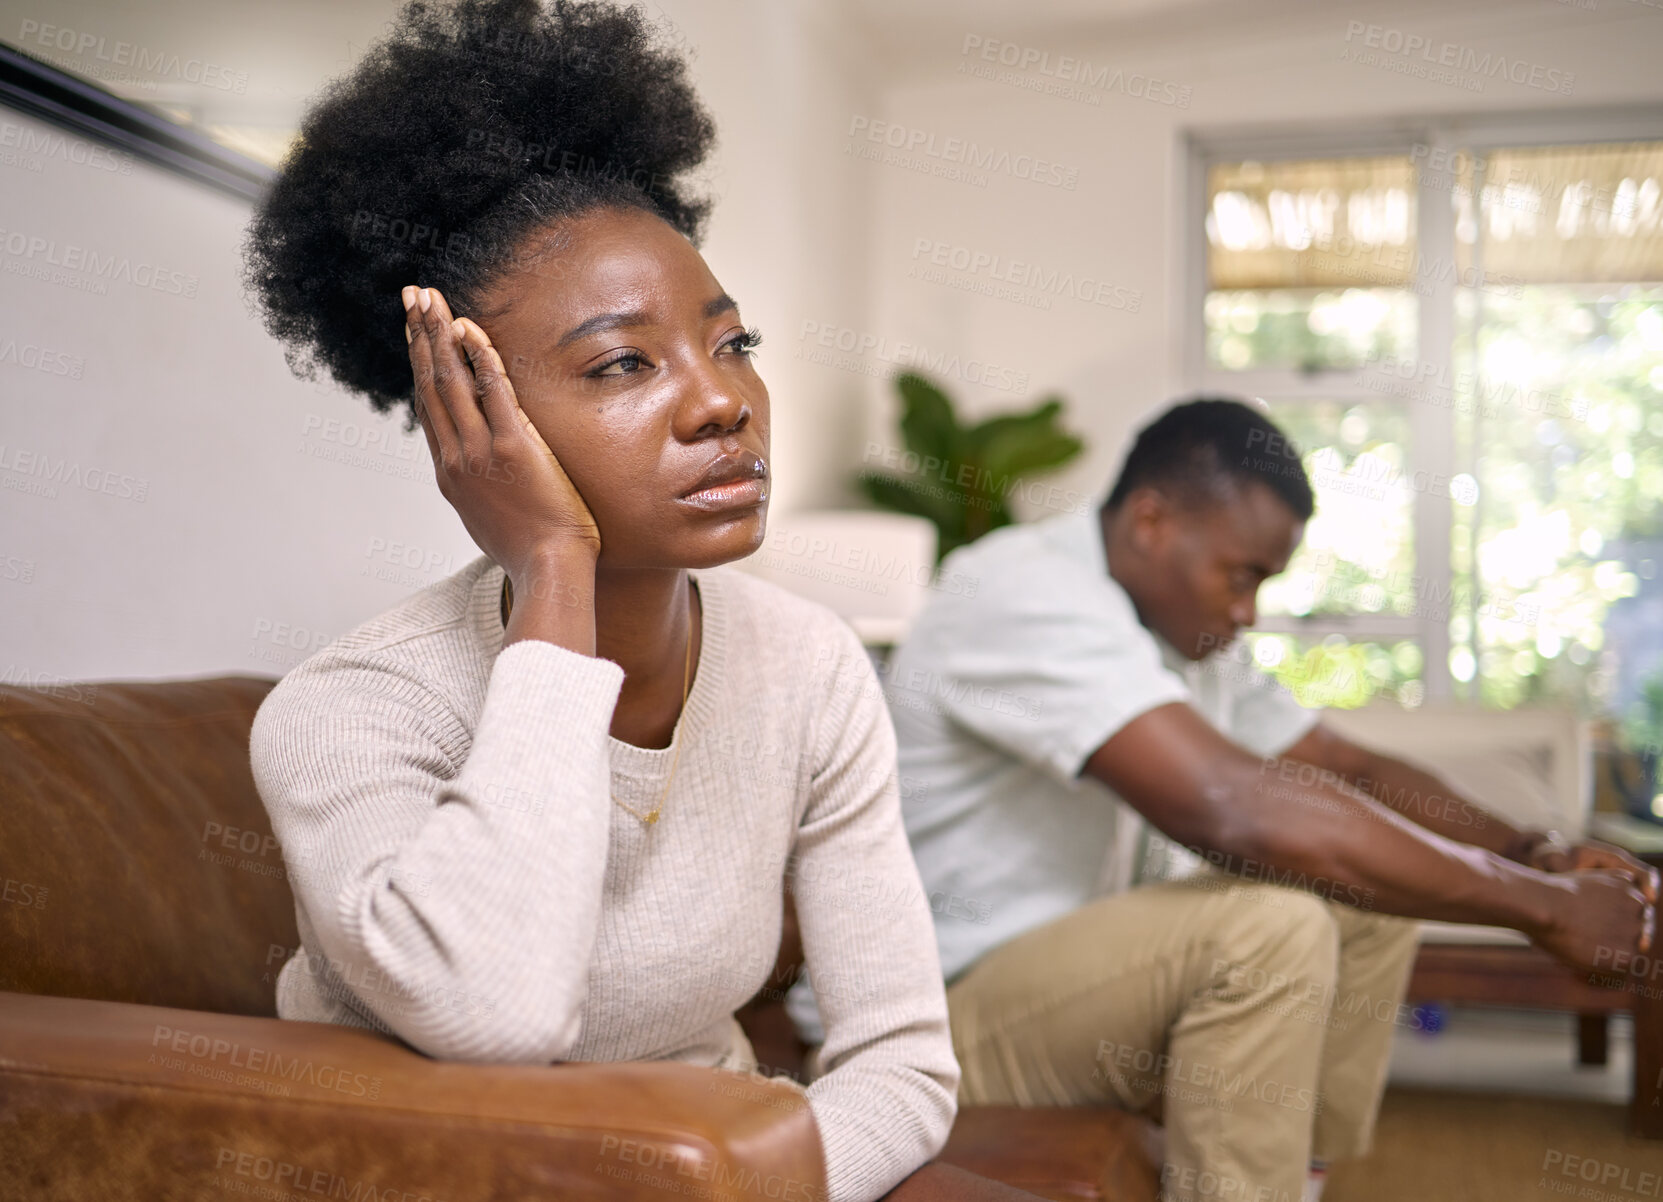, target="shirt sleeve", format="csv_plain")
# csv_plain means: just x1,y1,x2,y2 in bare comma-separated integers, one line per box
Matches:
787,620,960,1202
249,638,624,1063
893,560,1192,785
1223,665,1322,757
